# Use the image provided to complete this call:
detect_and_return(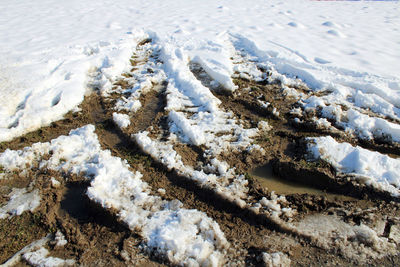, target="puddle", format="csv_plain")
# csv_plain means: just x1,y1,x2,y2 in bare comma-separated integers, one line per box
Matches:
251,163,355,201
